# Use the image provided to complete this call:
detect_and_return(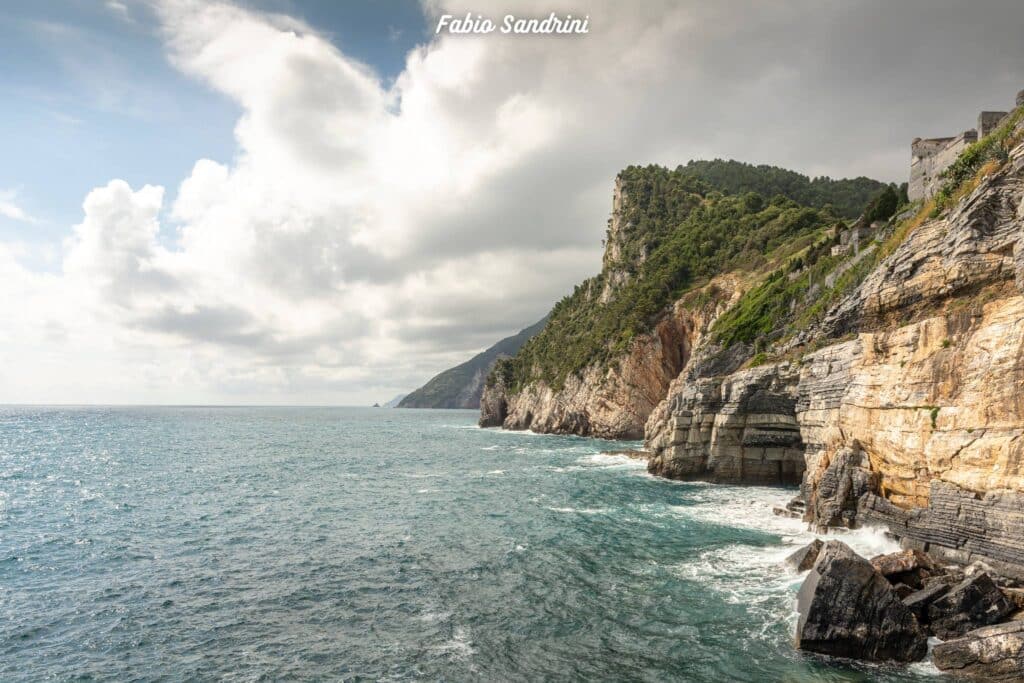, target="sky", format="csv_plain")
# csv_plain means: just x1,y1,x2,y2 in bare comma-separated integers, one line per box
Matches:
1,0,1023,405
